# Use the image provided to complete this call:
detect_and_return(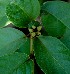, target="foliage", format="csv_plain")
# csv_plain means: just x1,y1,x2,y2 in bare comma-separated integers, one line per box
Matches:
0,0,70,74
